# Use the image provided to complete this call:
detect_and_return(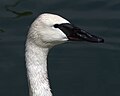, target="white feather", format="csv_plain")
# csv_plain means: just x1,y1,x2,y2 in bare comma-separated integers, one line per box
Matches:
26,13,70,96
